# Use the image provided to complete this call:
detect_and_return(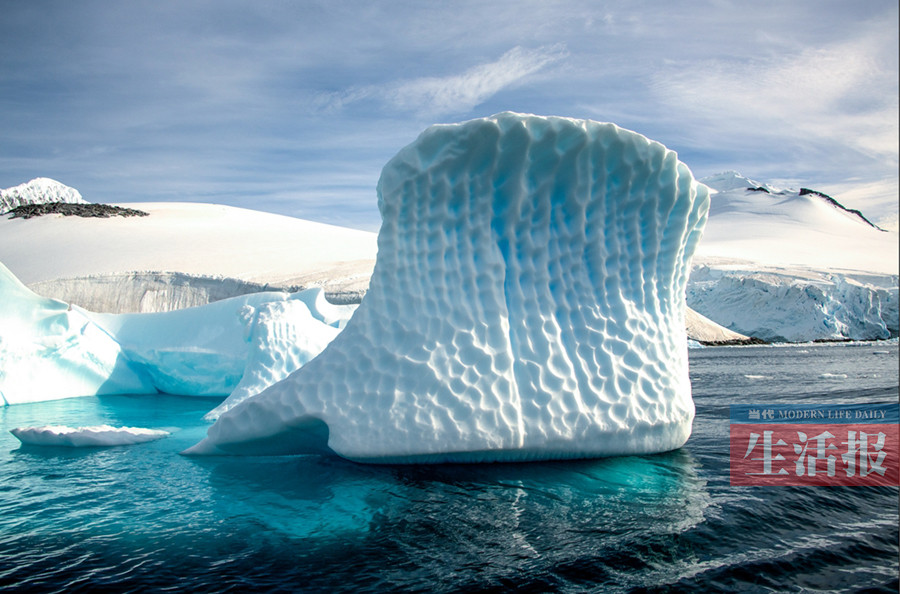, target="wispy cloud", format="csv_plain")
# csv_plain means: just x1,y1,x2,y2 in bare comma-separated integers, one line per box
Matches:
326,44,568,116
0,1,896,229
651,28,898,169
